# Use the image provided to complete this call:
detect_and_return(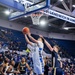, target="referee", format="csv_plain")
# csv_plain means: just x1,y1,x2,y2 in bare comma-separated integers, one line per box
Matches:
40,35,64,75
